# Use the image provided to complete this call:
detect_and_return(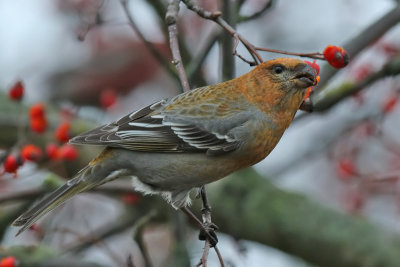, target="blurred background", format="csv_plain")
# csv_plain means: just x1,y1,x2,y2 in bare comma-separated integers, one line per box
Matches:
1,0,400,266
